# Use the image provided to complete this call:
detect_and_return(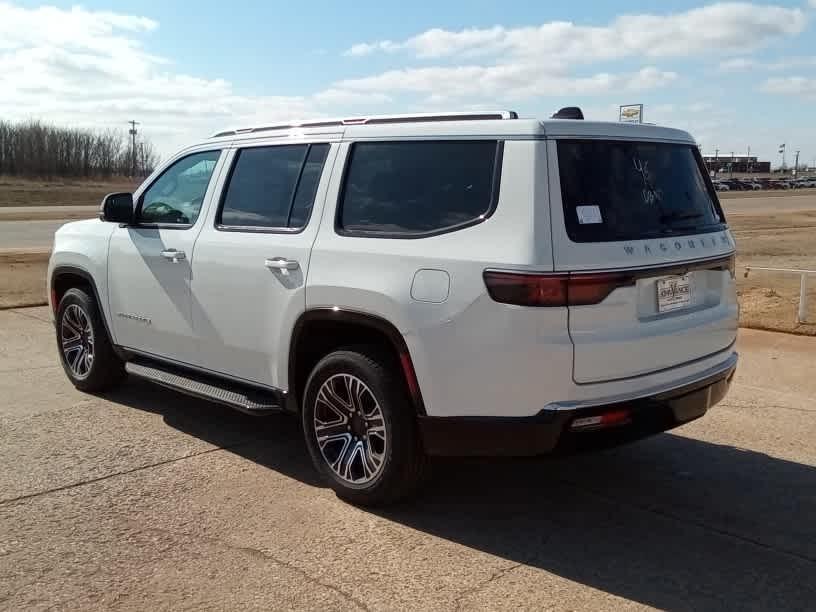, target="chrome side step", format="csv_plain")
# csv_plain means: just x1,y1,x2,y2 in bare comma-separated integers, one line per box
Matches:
125,360,283,416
